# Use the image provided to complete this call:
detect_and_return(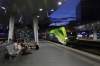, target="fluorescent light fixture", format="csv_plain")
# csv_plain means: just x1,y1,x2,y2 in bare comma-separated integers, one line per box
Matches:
51,9,54,11
39,8,43,11
2,7,5,9
58,2,62,5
